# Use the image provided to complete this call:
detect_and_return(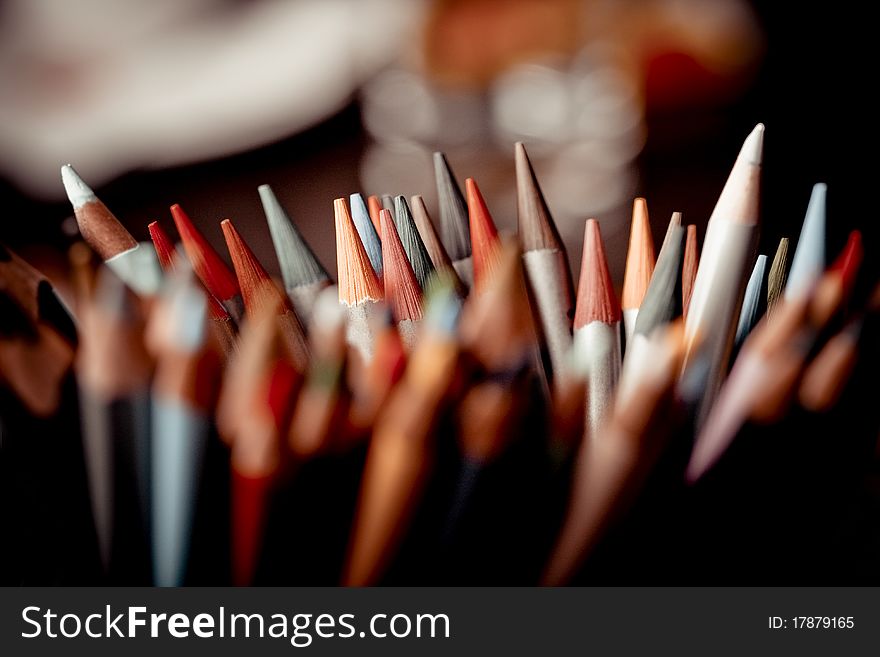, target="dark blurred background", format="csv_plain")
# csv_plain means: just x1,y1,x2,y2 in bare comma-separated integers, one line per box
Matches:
0,0,874,295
